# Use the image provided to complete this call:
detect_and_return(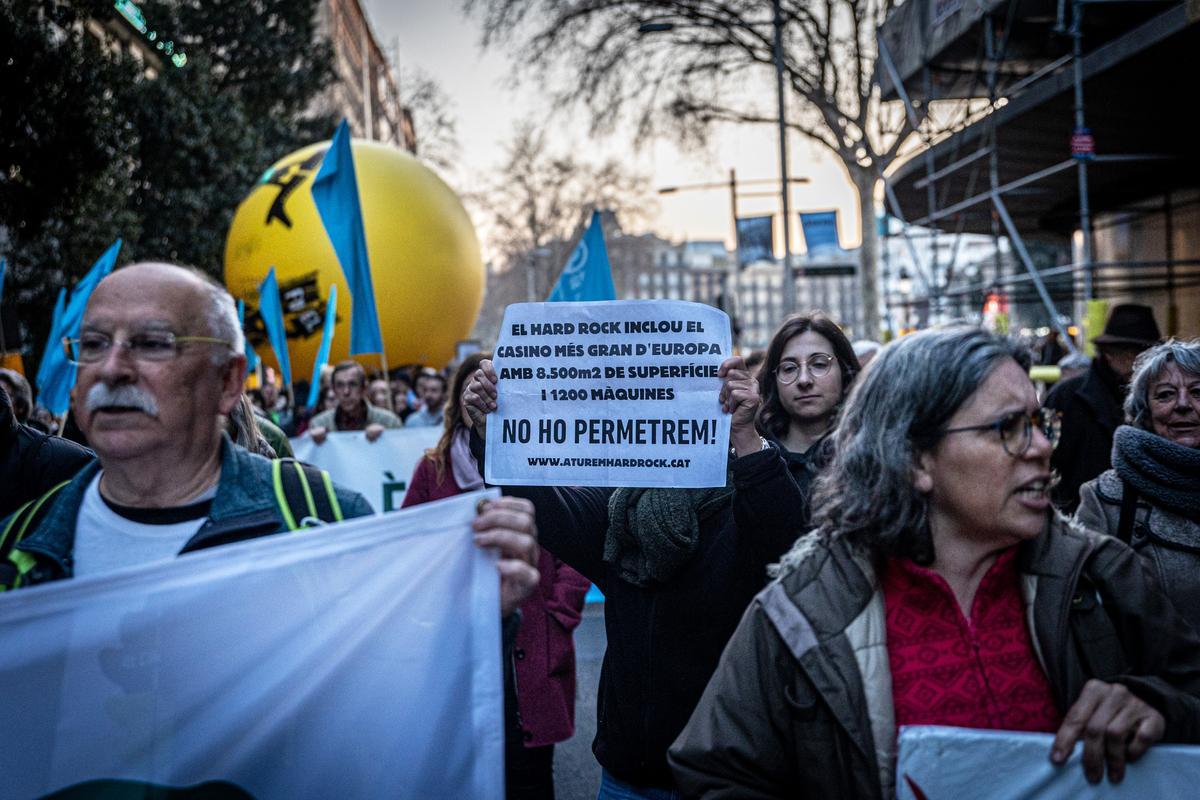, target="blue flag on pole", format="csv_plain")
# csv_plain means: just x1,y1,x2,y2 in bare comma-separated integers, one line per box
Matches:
310,120,383,355
37,239,122,414
799,211,842,256
0,258,7,307
236,299,260,373
257,266,292,389
36,288,67,388
306,285,338,408
548,211,615,302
